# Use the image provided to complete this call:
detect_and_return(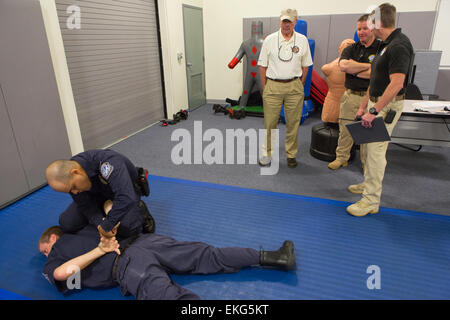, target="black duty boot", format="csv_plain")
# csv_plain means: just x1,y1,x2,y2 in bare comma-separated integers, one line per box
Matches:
260,240,295,270
139,200,155,233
